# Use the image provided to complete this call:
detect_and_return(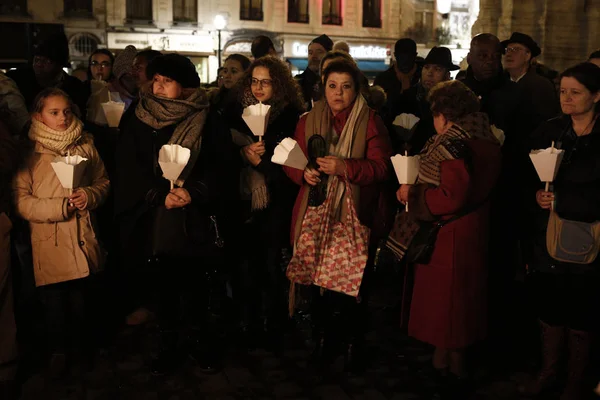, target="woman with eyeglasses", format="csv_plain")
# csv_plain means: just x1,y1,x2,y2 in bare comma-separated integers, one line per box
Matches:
520,62,600,400
229,56,305,351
